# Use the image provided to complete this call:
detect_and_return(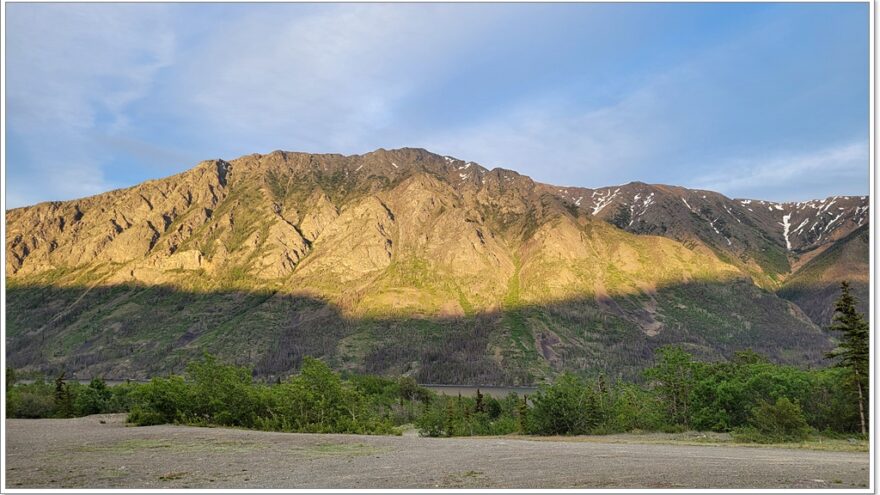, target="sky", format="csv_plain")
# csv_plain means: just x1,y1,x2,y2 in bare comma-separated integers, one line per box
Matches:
4,3,870,208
